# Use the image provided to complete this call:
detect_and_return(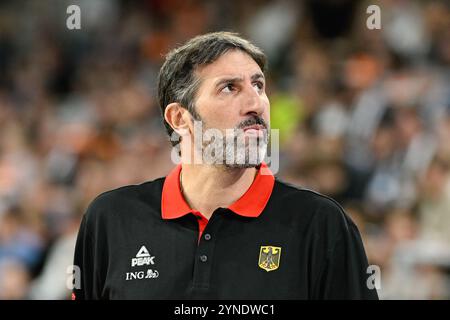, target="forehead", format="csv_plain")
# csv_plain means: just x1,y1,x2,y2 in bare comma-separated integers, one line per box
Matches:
195,49,263,81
